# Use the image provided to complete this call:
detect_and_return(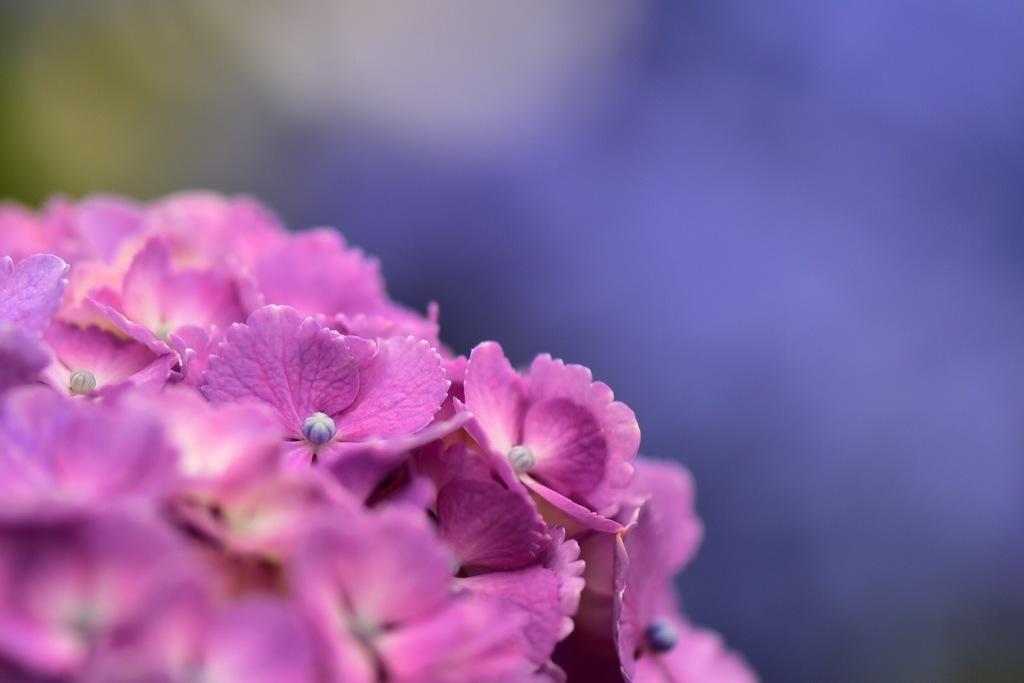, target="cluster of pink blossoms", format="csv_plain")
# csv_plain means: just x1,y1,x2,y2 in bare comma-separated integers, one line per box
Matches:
0,193,757,683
